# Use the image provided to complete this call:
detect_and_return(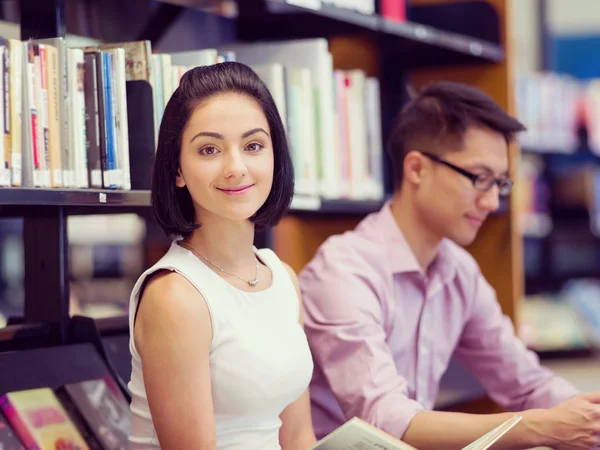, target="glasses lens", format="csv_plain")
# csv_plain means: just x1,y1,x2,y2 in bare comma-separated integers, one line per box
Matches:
498,179,514,196
474,175,495,192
